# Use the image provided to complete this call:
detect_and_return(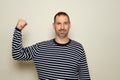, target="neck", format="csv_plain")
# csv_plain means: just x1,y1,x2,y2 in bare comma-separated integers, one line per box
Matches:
55,36,69,44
